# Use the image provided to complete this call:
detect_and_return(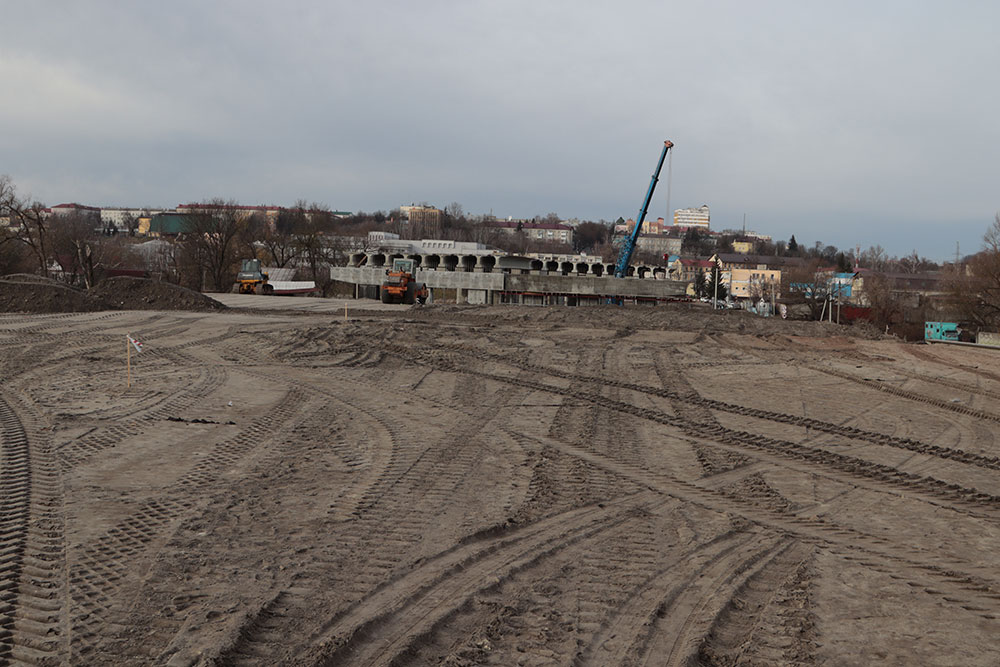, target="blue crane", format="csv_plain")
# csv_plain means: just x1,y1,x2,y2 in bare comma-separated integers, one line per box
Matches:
614,140,674,278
